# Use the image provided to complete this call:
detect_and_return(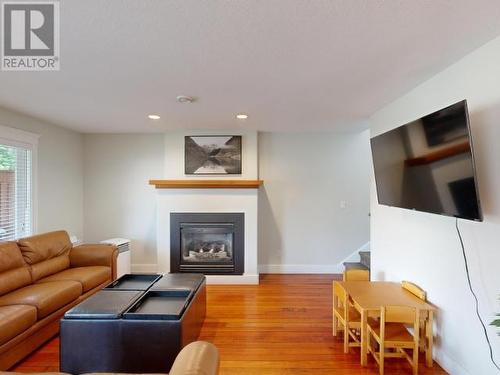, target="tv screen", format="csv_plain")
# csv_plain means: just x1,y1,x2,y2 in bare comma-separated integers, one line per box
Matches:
371,100,482,221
